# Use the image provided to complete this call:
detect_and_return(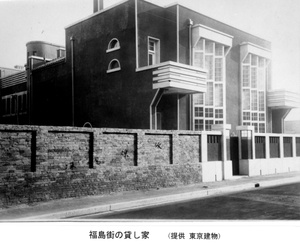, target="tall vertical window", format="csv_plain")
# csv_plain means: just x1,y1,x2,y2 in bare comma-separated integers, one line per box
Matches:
148,37,160,66
205,82,214,106
241,53,268,132
215,84,223,107
193,38,225,131
243,89,250,110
